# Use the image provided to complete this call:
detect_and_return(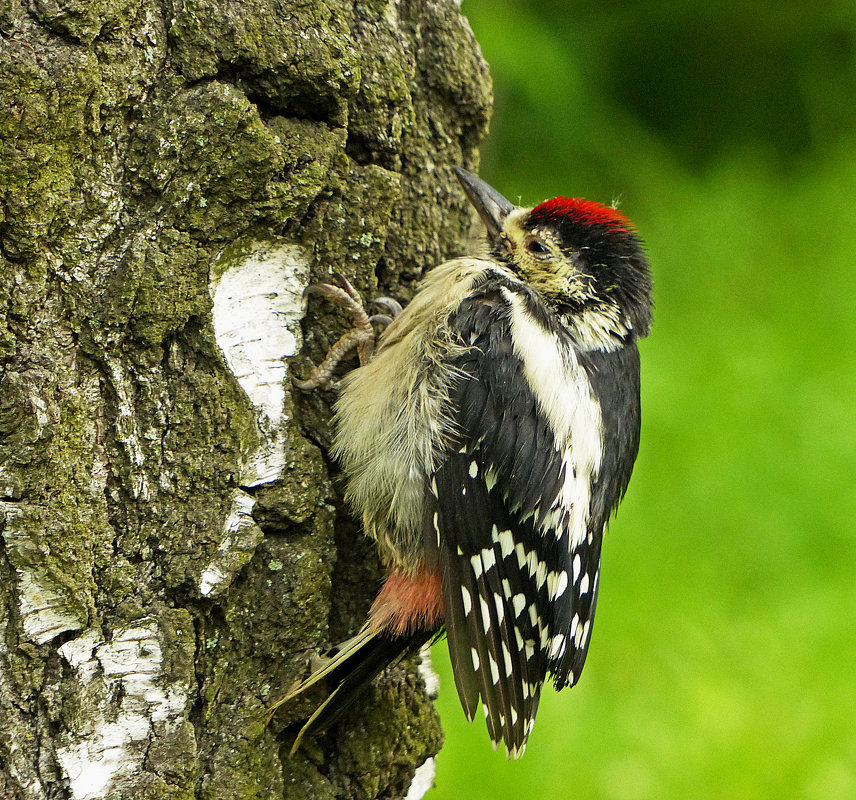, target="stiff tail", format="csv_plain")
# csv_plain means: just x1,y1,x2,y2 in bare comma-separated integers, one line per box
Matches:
270,625,433,754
